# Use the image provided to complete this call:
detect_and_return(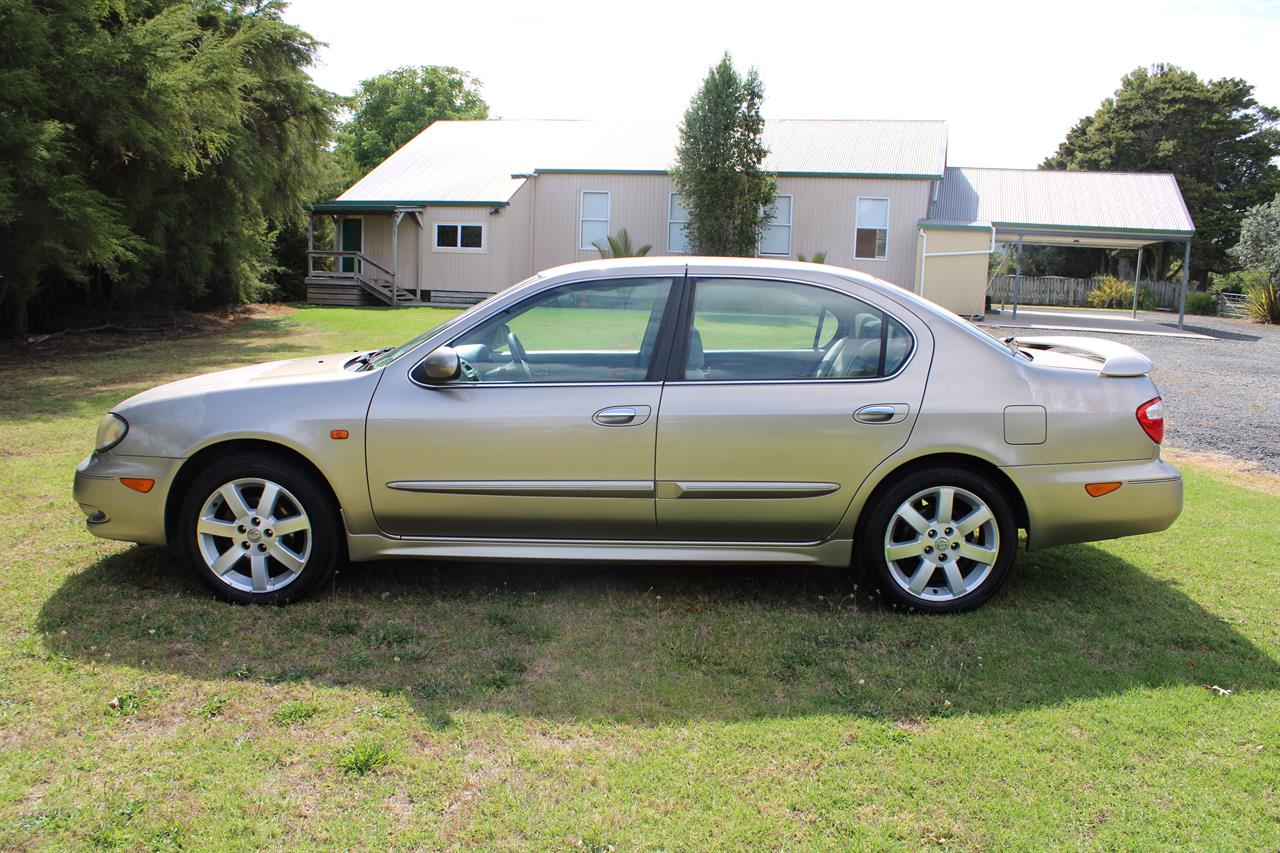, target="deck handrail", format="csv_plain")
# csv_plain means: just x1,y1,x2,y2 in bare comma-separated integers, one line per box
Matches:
307,249,395,280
